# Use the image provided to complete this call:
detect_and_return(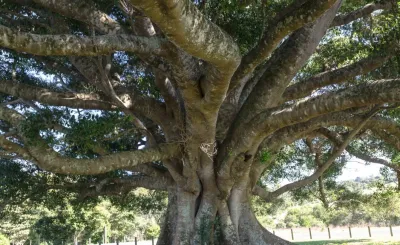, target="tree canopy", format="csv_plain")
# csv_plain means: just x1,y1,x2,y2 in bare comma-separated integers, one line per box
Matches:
0,0,400,244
